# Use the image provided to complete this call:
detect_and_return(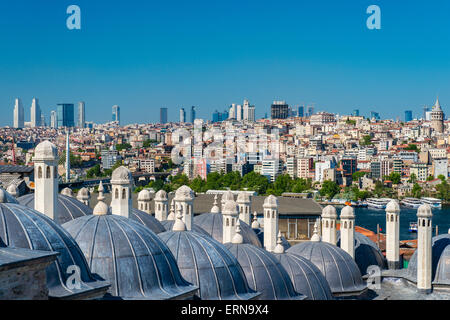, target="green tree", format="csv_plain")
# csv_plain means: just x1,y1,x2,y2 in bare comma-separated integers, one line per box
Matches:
86,164,101,178
411,183,423,198
374,181,384,197
241,171,270,195
272,174,294,196
115,143,132,152
409,173,417,184
352,171,367,181
436,179,450,201
385,172,401,184
360,135,373,146
320,180,340,200
190,177,206,193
